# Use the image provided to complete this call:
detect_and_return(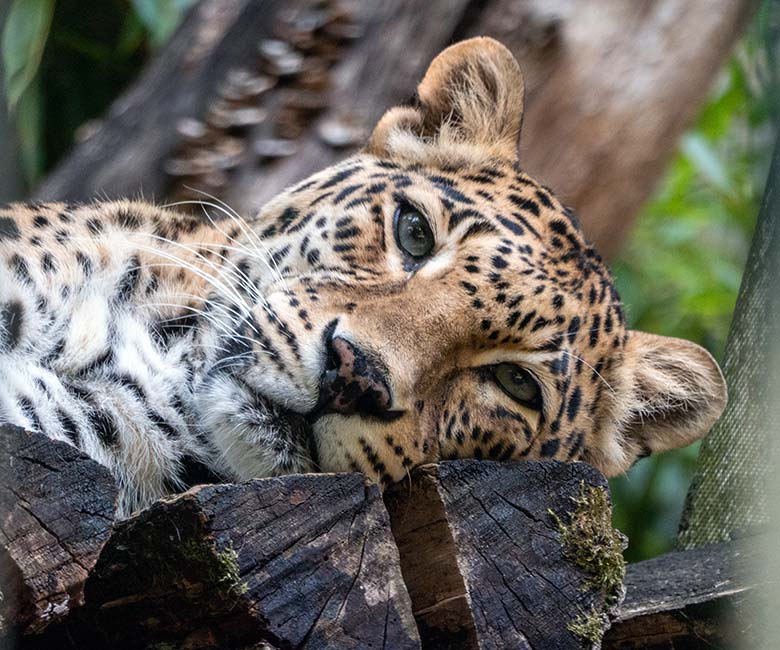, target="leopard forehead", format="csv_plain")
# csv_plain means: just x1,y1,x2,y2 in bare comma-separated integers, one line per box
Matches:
269,153,623,349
